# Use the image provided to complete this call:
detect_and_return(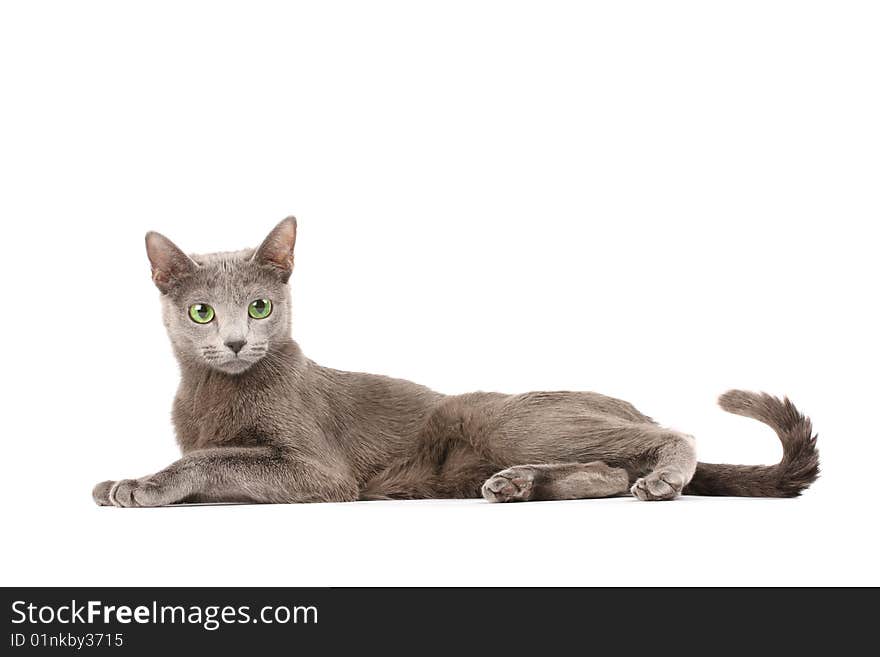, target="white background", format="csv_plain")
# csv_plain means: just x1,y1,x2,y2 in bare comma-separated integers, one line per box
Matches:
1,1,877,586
